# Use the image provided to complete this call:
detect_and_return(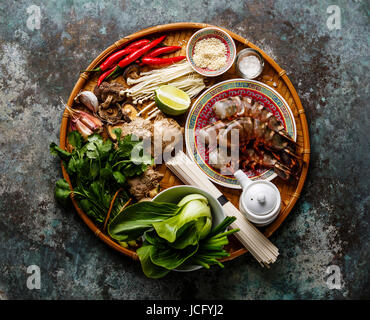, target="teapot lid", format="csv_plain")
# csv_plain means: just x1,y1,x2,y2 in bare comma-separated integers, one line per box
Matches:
243,181,279,216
